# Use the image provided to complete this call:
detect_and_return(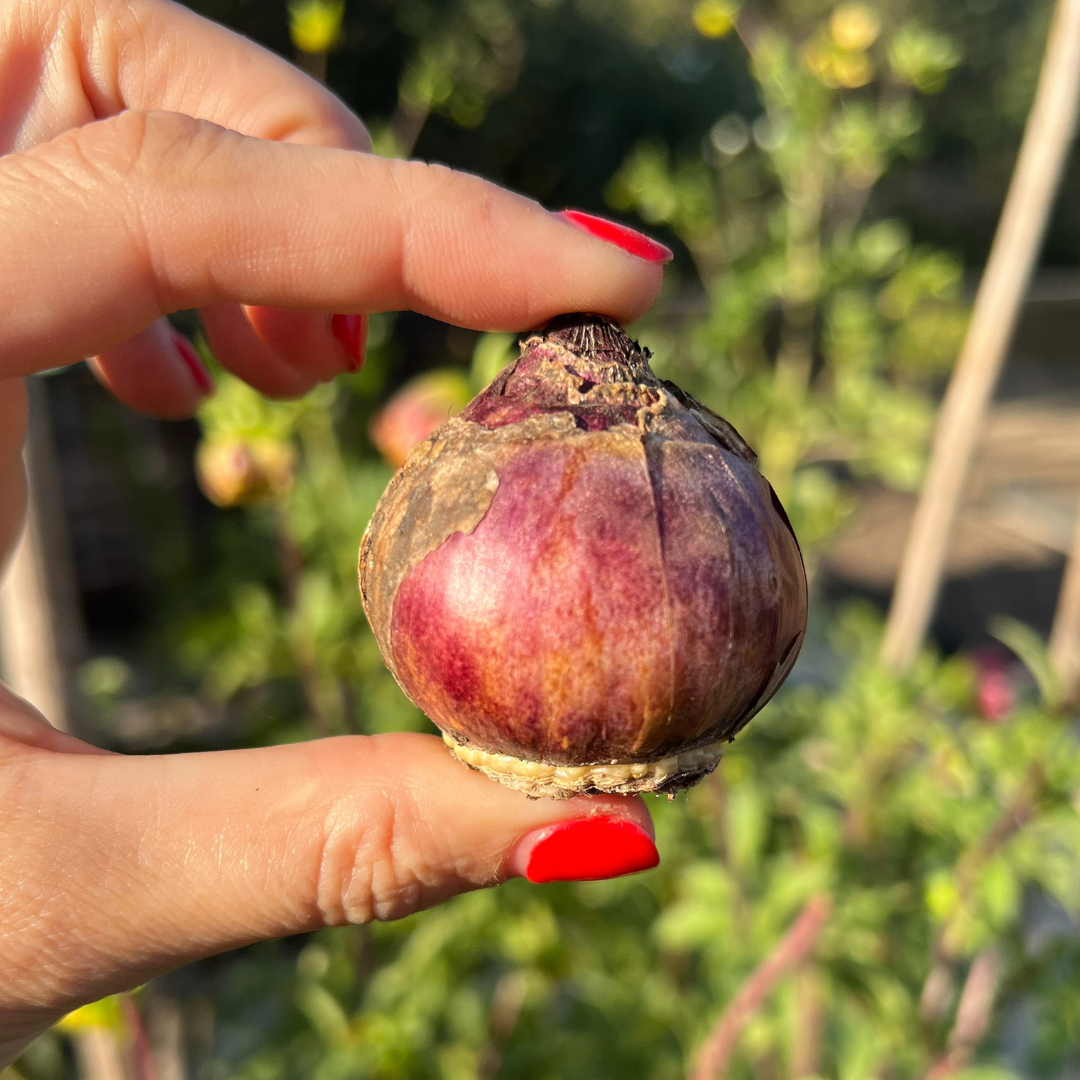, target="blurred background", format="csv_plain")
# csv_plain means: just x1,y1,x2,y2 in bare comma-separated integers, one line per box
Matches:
5,0,1080,1077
